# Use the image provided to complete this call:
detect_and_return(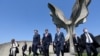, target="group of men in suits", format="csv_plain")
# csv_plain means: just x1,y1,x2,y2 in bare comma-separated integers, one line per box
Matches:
32,27,100,56
73,28,100,56
32,27,65,56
